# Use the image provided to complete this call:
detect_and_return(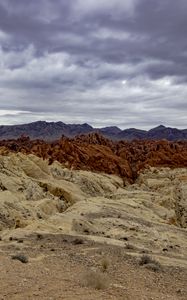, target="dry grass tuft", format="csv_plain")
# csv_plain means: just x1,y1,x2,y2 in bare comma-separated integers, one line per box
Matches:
145,262,161,272
139,254,161,272
81,270,109,290
101,257,110,272
11,253,28,263
125,243,134,250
